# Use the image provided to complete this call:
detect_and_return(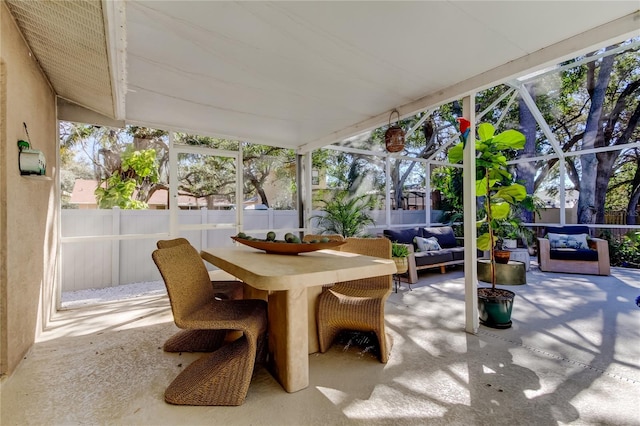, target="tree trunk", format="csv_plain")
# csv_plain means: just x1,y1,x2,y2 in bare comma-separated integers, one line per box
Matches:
578,53,615,224
257,187,269,208
626,158,640,225
594,151,619,223
390,163,403,209
588,51,640,225
246,174,269,208
627,187,640,226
